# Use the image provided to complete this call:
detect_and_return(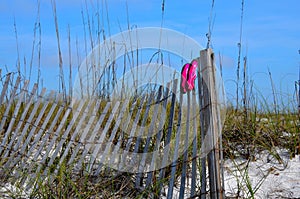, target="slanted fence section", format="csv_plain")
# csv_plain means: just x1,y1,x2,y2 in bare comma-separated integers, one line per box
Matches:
0,48,224,198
